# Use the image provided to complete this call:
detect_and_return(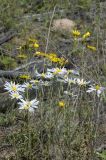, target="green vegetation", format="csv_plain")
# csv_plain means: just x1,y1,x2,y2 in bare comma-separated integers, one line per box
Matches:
0,0,106,160
0,56,17,69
